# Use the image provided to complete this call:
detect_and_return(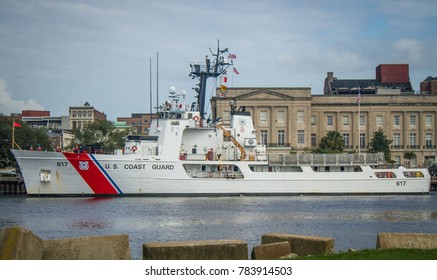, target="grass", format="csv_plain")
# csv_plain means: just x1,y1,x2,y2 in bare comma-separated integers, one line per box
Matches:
291,249,437,260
